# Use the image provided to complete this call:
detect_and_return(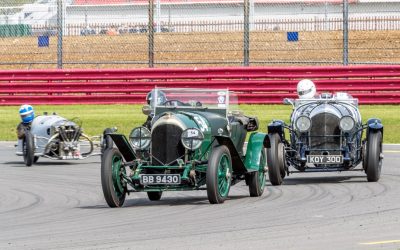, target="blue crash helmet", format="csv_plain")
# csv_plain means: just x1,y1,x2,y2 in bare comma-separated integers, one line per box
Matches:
19,104,35,124
146,89,167,108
